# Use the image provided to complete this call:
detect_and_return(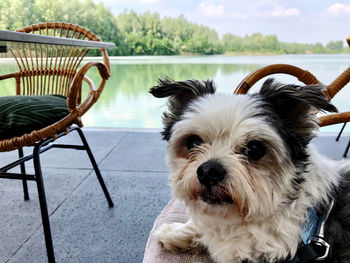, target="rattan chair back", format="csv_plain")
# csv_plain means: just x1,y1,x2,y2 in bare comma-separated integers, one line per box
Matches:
234,60,350,127
11,22,109,99
0,22,111,152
